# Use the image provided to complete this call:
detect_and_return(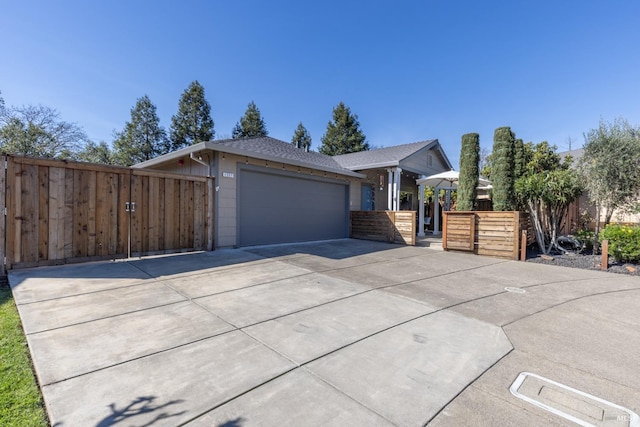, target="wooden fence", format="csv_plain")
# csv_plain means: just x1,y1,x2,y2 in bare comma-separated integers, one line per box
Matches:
350,210,416,245
443,211,533,260
1,155,214,272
